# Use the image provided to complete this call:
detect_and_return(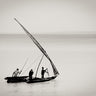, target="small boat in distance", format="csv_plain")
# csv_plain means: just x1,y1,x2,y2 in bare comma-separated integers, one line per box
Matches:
5,18,59,83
